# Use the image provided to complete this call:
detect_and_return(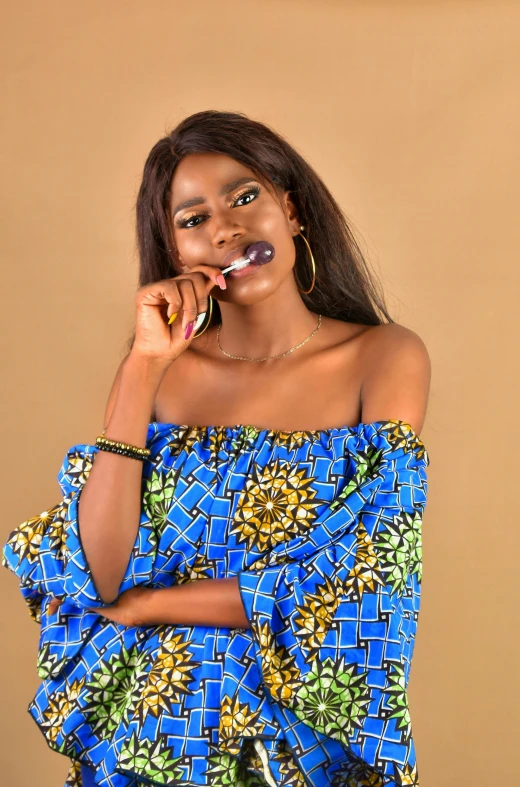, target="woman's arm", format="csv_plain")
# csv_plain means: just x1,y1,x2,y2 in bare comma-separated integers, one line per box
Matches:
85,576,250,629
78,352,170,604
